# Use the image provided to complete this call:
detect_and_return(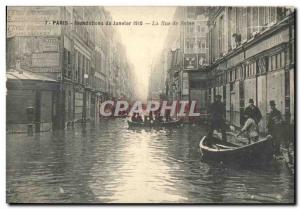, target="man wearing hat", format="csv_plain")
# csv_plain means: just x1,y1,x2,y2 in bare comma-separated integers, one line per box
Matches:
207,94,227,141
267,100,283,155
244,98,262,125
